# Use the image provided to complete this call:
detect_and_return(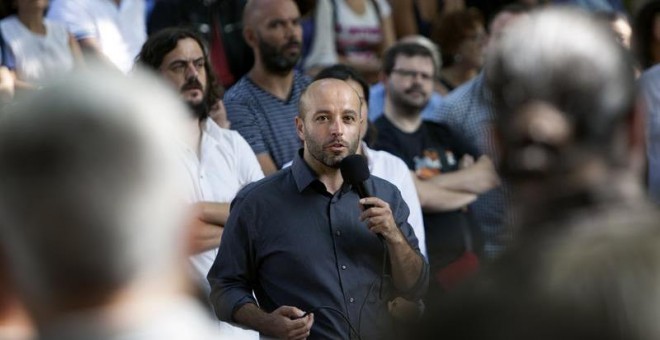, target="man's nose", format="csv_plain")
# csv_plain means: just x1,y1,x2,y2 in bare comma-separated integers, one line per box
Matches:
330,118,344,135
185,62,199,79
